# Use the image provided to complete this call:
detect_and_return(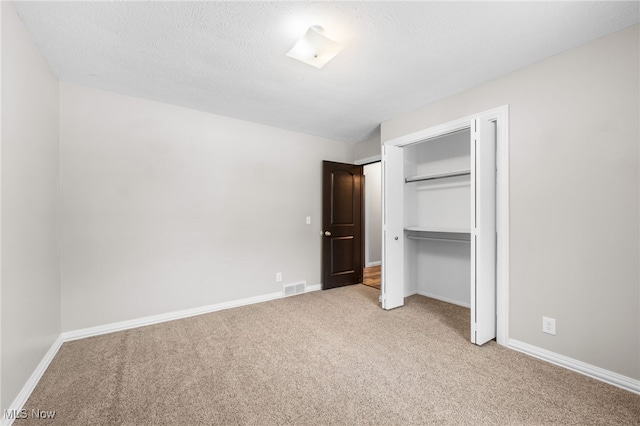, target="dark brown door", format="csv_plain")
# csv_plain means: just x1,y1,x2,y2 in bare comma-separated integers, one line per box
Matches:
322,161,363,290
